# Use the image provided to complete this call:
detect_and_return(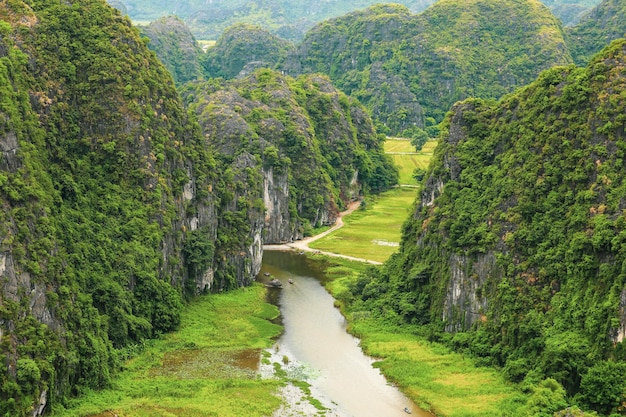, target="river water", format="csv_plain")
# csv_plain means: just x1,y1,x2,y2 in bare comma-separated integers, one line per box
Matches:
260,250,432,417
